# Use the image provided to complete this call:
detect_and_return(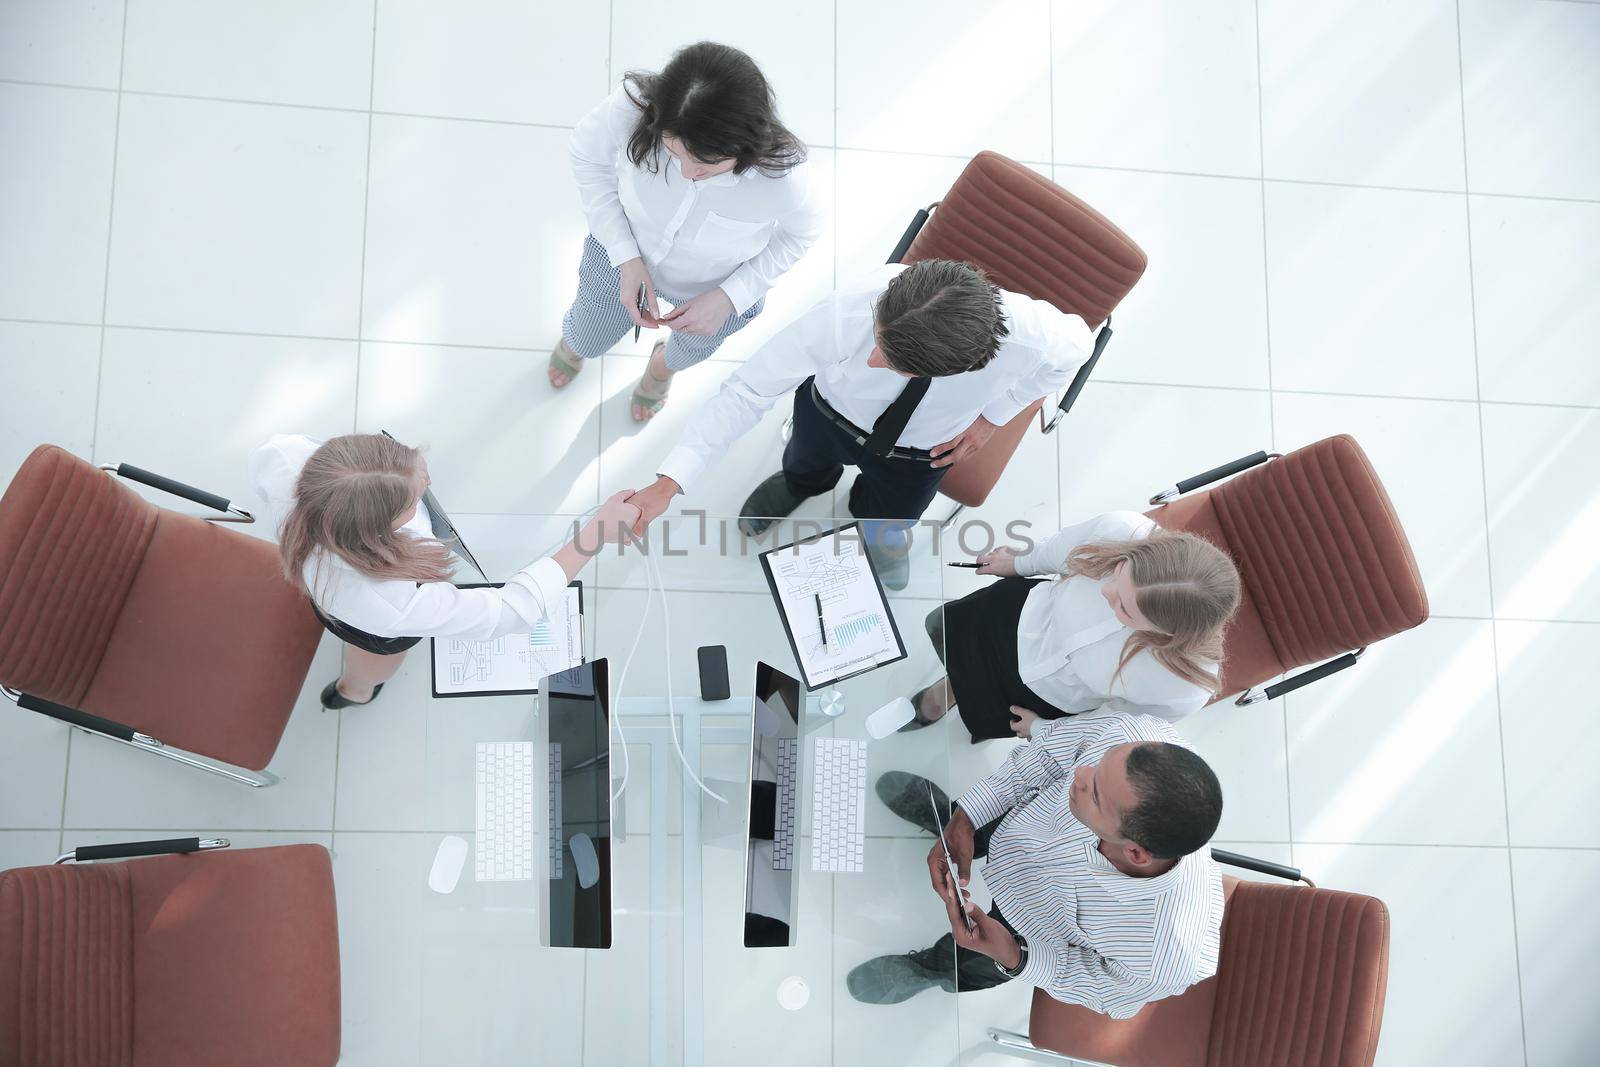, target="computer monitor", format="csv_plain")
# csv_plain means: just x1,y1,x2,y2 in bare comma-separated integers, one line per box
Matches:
742,661,803,948
542,659,612,950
